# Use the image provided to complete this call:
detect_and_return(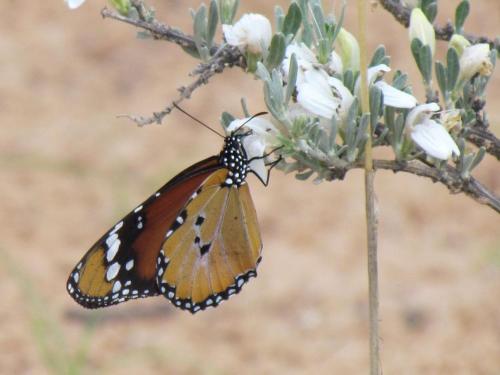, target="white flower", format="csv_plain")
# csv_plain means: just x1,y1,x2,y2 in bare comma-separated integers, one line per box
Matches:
296,69,341,119
356,64,417,109
458,43,493,83
282,43,318,85
222,13,272,54
65,0,85,9
226,117,278,182
409,8,436,56
406,103,460,160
